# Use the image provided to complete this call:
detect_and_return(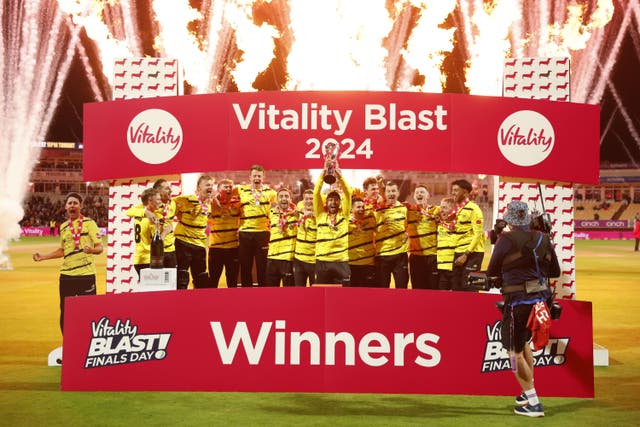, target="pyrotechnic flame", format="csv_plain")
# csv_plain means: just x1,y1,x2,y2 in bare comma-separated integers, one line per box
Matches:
462,0,520,96
58,0,133,85
401,0,456,92
152,0,207,90
285,0,392,90
542,0,615,55
225,0,279,92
